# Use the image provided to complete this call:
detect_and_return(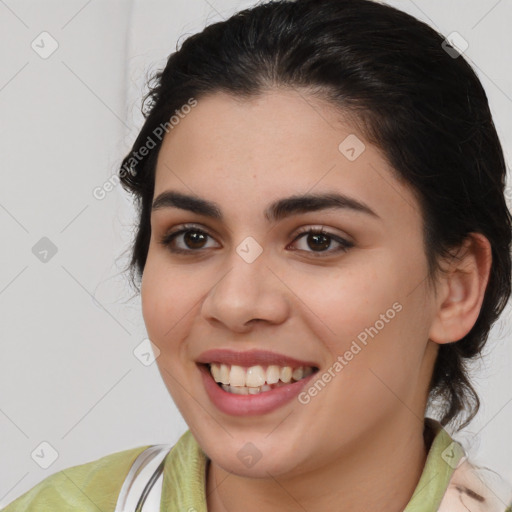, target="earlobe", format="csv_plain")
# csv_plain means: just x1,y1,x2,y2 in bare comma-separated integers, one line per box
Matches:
428,233,492,345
